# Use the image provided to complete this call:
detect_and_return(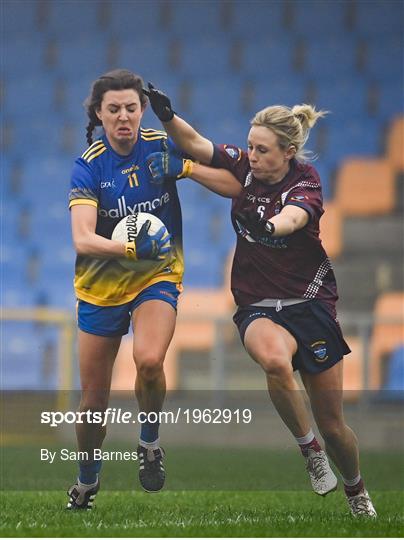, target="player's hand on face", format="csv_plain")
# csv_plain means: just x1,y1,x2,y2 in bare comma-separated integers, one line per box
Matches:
147,149,194,183
143,82,175,122
134,220,172,260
